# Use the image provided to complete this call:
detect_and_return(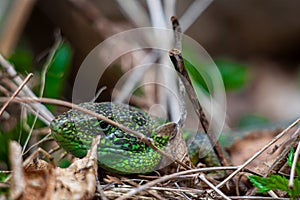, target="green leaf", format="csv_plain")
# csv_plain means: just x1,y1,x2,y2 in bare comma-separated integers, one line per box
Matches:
183,58,209,94
249,175,270,193
249,175,289,193
296,163,300,178
286,148,300,177
292,179,300,198
250,149,300,199
58,158,71,168
288,148,295,167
